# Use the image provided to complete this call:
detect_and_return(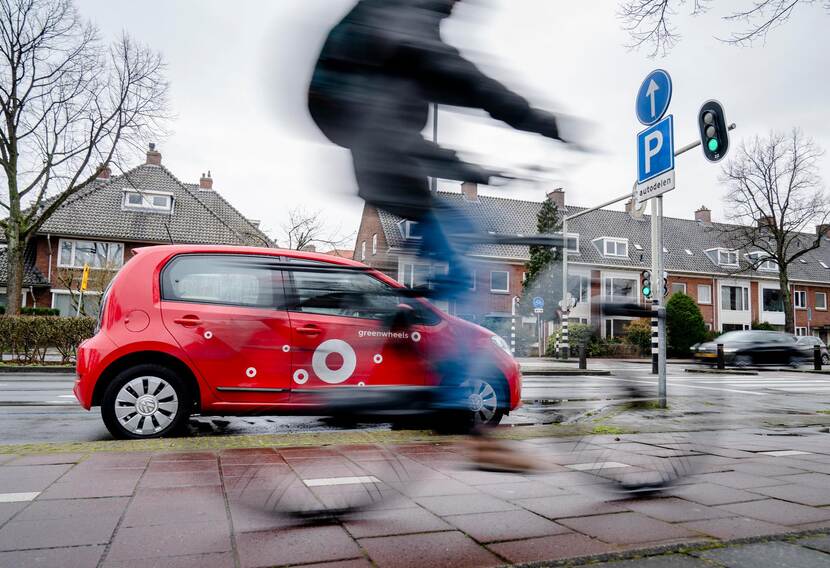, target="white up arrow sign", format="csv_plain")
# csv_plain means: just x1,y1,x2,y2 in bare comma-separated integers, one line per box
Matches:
646,79,659,119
